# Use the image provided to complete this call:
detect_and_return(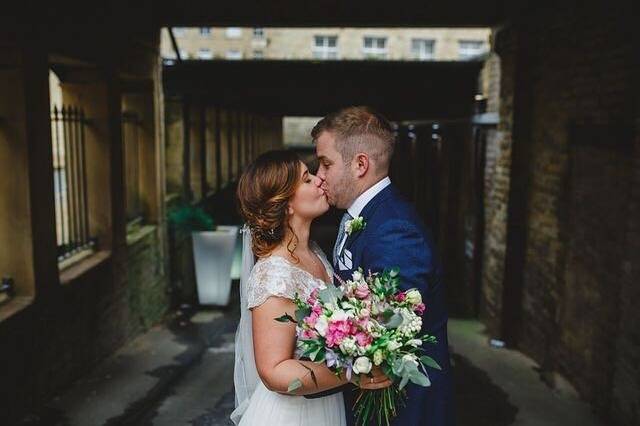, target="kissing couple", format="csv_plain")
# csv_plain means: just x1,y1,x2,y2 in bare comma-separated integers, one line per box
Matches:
231,106,454,426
